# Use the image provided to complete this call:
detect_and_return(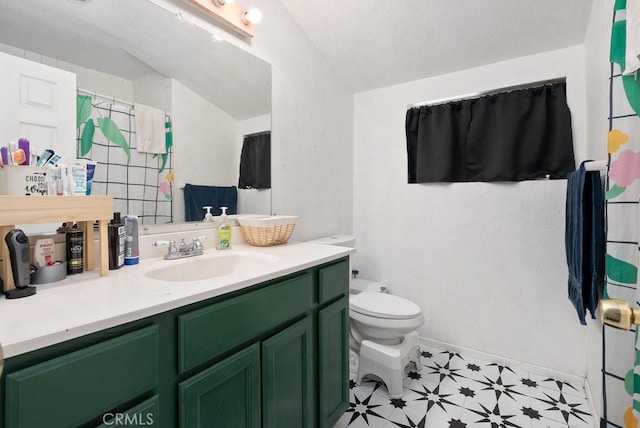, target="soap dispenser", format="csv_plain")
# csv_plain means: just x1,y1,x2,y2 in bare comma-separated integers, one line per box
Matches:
203,206,214,222
216,206,231,250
